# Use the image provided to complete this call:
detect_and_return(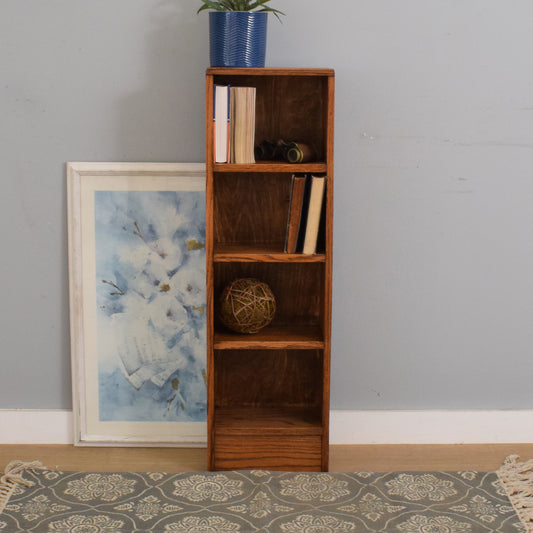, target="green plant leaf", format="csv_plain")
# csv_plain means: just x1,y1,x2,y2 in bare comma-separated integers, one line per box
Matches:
197,0,284,19
197,0,225,13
